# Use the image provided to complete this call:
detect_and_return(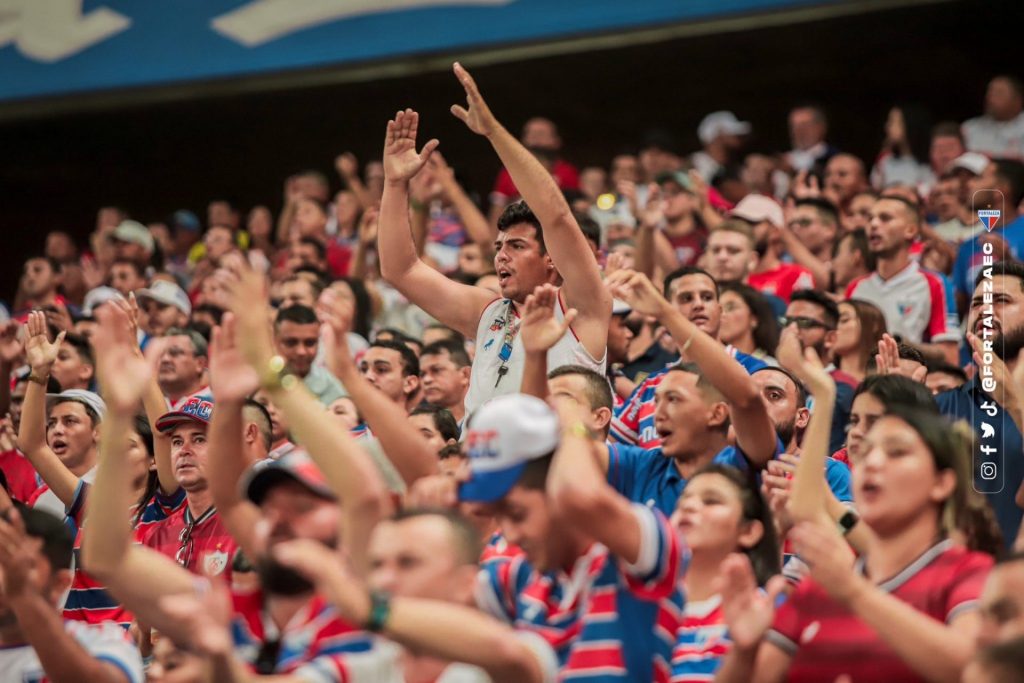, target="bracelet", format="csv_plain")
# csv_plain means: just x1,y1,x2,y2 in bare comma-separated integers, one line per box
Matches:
27,372,49,386
680,332,695,355
365,590,392,632
837,509,860,536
